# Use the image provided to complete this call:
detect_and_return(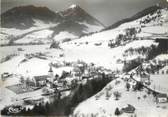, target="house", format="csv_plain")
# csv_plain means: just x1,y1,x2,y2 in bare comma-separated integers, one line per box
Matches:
93,72,104,79
156,93,168,103
82,71,91,80
140,72,150,84
122,104,135,113
1,72,12,79
33,75,49,87
106,73,115,79
72,67,82,77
